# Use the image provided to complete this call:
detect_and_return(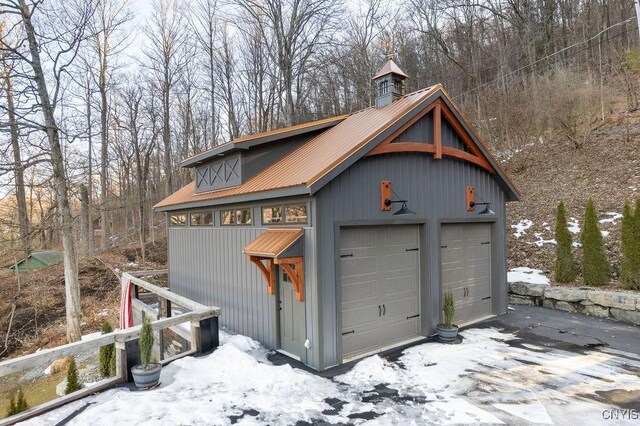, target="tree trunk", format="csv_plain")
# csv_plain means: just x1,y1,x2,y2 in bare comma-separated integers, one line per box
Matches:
19,0,82,343
86,80,94,256
162,83,172,196
2,59,30,257
80,184,90,253
99,51,110,249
